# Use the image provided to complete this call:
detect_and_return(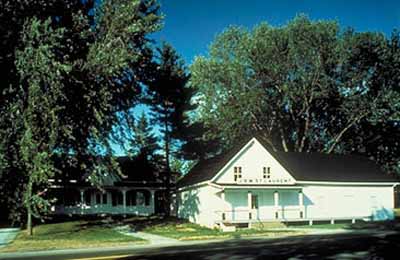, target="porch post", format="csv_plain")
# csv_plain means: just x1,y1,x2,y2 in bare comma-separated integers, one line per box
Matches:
248,191,252,220
150,190,155,214
122,189,127,214
298,190,304,218
274,191,279,219
80,189,85,215
220,190,226,221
